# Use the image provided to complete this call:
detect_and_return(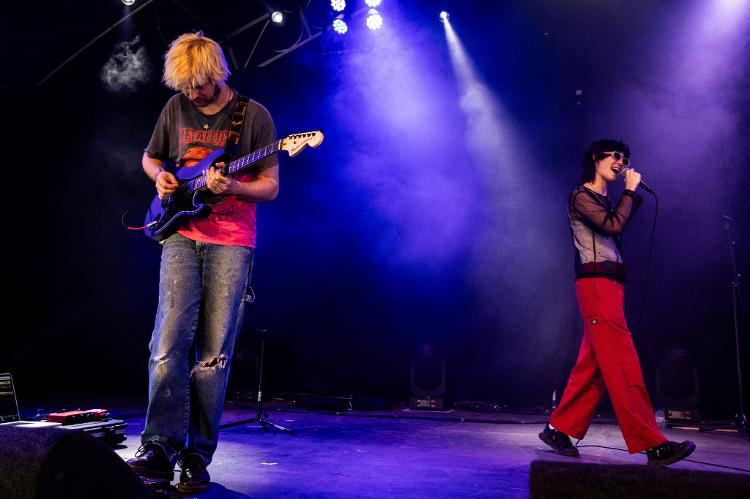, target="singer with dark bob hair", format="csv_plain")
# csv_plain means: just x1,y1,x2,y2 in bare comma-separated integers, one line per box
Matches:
538,139,696,466
580,139,631,184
